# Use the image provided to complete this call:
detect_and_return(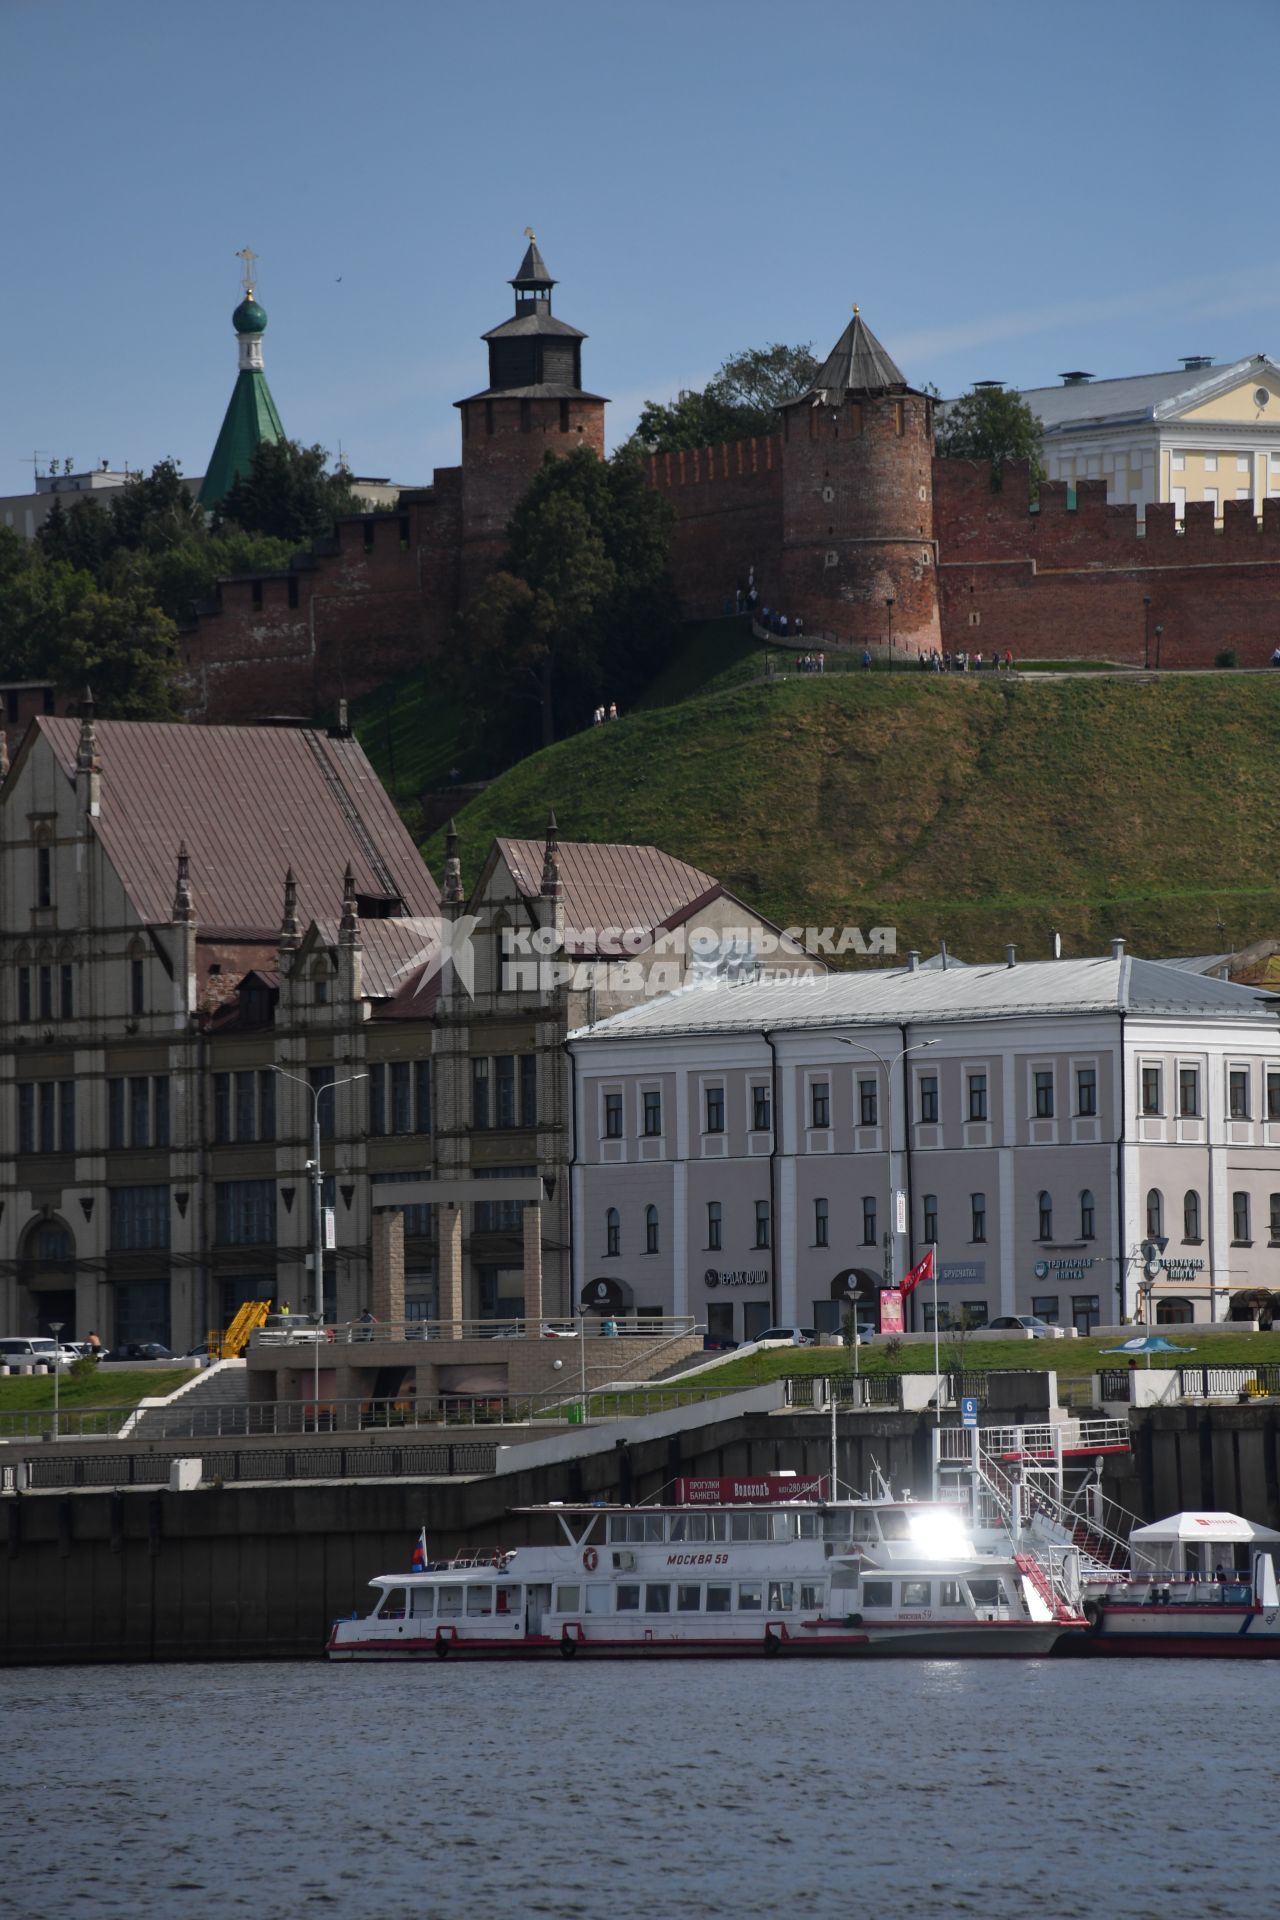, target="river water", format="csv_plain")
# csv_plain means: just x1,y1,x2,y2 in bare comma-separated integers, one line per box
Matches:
3,1660,1266,1920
